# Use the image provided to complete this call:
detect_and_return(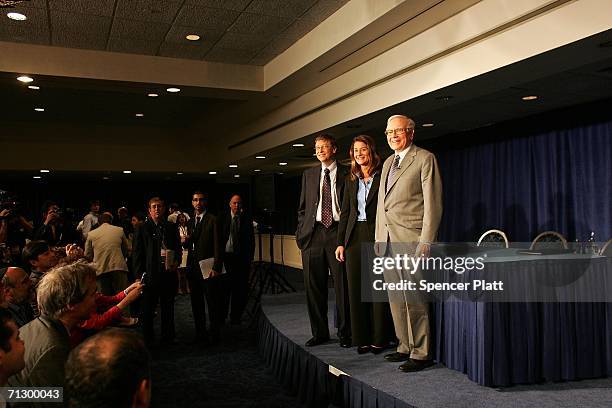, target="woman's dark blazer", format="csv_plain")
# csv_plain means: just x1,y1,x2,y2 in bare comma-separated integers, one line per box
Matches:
337,172,381,247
